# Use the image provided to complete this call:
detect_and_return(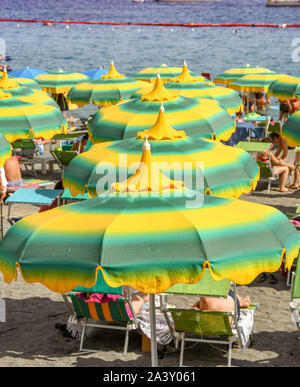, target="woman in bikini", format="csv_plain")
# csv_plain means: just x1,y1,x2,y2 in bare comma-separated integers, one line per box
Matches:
257,138,295,192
